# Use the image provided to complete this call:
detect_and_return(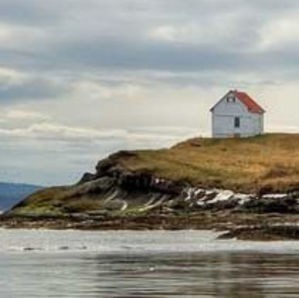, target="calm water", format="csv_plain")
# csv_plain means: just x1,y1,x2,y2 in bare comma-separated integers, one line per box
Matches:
0,229,298,298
